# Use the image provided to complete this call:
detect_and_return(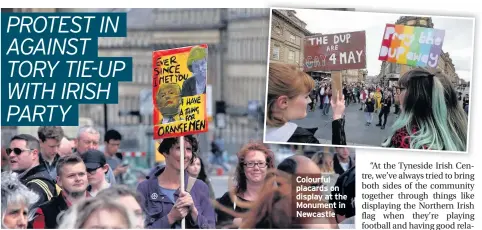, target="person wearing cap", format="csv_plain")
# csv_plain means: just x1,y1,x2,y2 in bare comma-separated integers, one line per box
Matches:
181,46,207,97
82,150,111,197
